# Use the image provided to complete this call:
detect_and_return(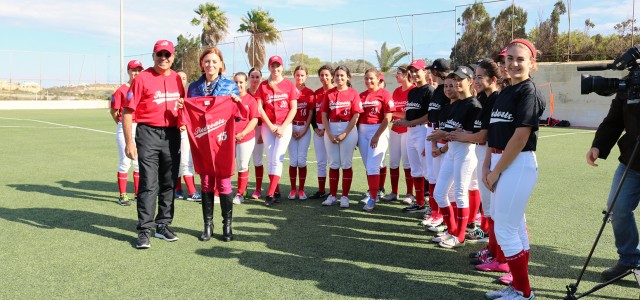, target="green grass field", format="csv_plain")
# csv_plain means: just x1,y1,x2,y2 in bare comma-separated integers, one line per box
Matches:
0,109,638,299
